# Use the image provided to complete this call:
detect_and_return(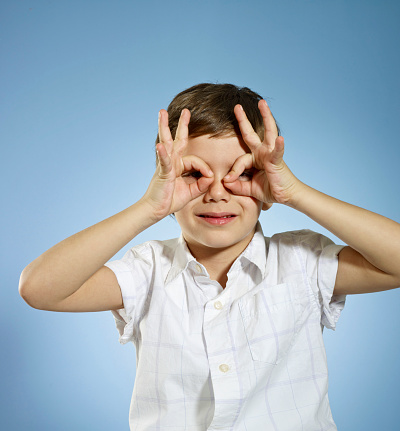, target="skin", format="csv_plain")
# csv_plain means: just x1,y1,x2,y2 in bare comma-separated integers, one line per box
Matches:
174,134,265,286
19,100,400,312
